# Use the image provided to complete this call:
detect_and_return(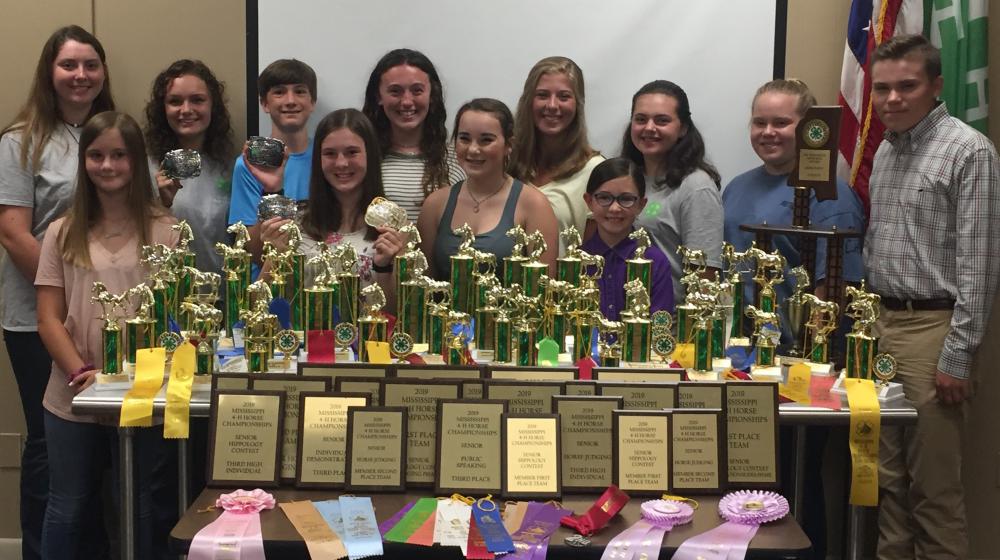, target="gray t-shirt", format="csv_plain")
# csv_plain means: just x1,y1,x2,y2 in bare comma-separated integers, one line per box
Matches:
150,157,231,275
635,168,724,304
0,125,80,331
